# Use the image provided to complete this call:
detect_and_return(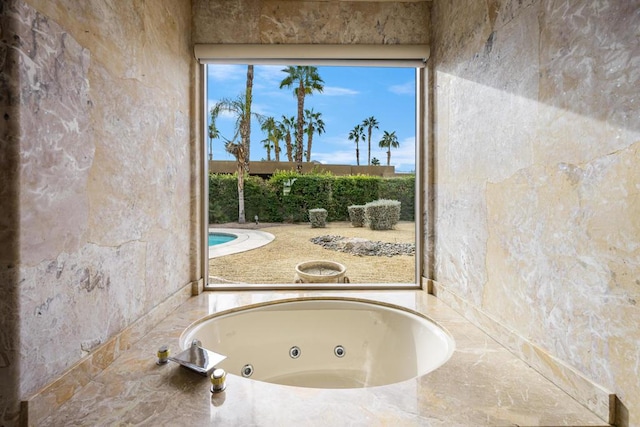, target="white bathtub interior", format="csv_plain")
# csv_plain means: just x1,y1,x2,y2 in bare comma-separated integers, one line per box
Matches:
180,298,455,389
